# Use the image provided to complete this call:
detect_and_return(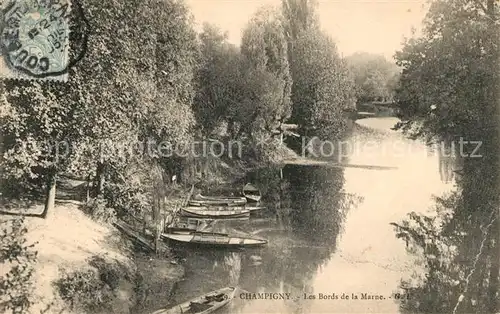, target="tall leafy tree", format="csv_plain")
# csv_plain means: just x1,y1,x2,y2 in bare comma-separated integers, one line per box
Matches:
281,0,319,49
281,0,355,141
239,7,292,138
394,0,498,141
289,29,355,139
0,78,89,218
194,23,242,136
